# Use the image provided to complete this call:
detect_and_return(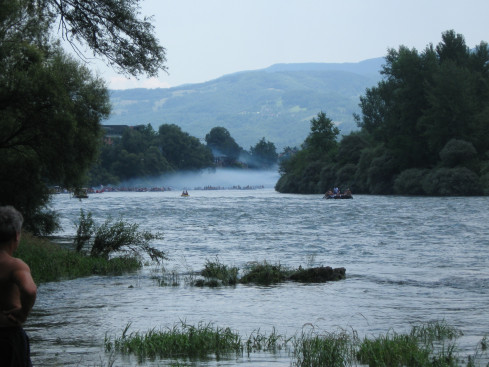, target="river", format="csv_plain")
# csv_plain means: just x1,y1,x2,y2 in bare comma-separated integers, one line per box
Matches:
27,187,489,366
